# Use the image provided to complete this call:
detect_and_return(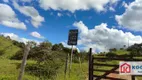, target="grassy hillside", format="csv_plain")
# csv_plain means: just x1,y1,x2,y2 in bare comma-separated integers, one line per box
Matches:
0,36,36,79
113,49,129,55
0,36,20,58
0,36,88,80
